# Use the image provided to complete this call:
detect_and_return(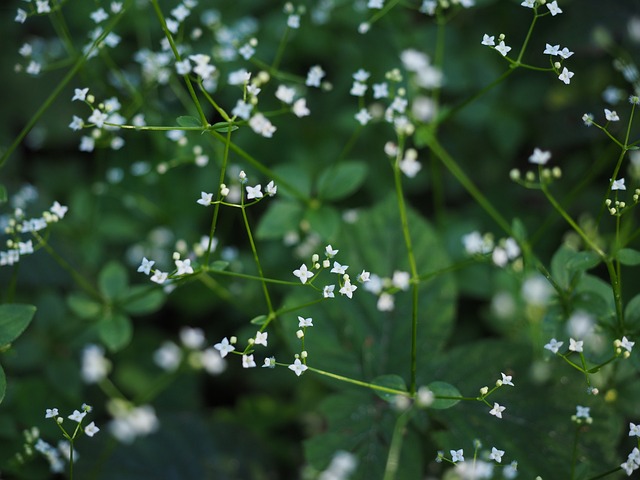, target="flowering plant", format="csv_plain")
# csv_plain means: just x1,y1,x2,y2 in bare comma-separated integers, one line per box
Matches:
1,0,639,478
